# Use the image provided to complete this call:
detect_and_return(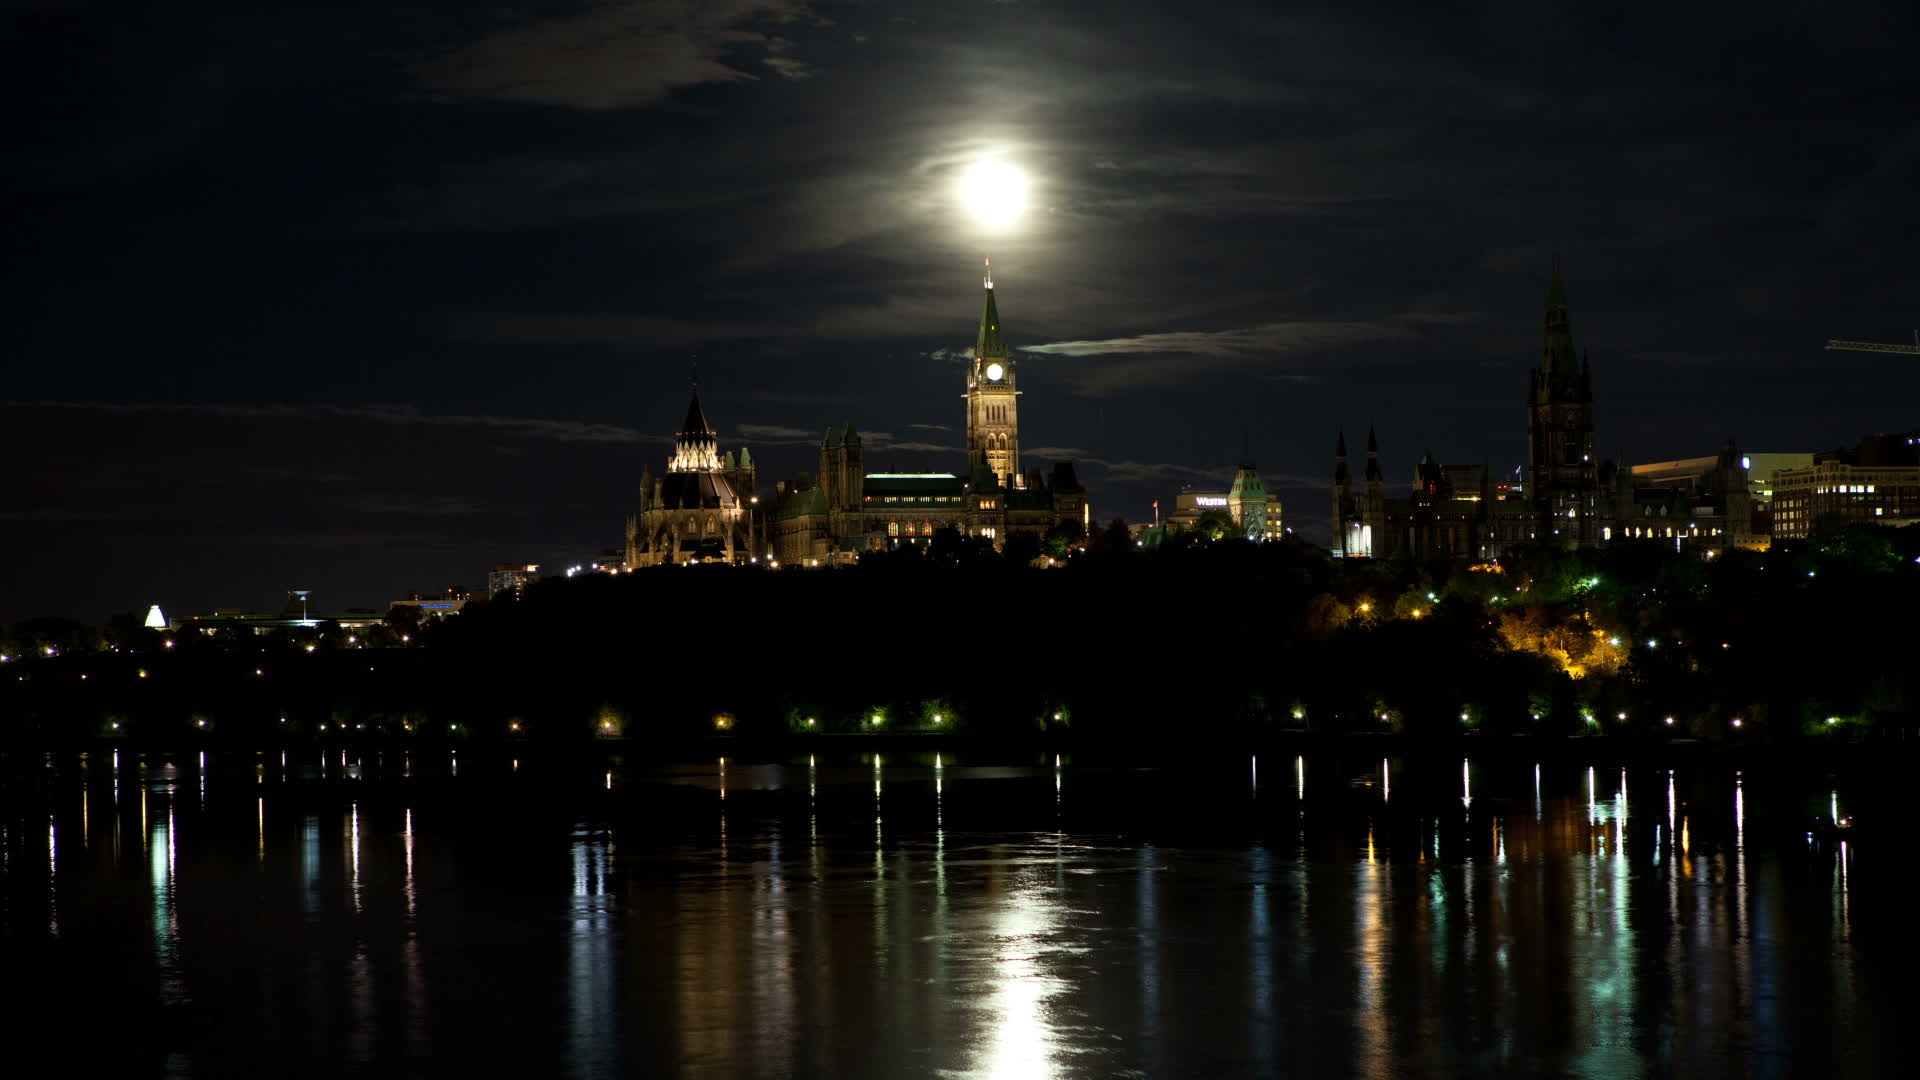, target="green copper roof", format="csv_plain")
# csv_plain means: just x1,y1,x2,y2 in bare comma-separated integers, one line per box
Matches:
843,423,861,446
1228,465,1267,500
976,286,1007,359
823,427,840,448
775,484,828,521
